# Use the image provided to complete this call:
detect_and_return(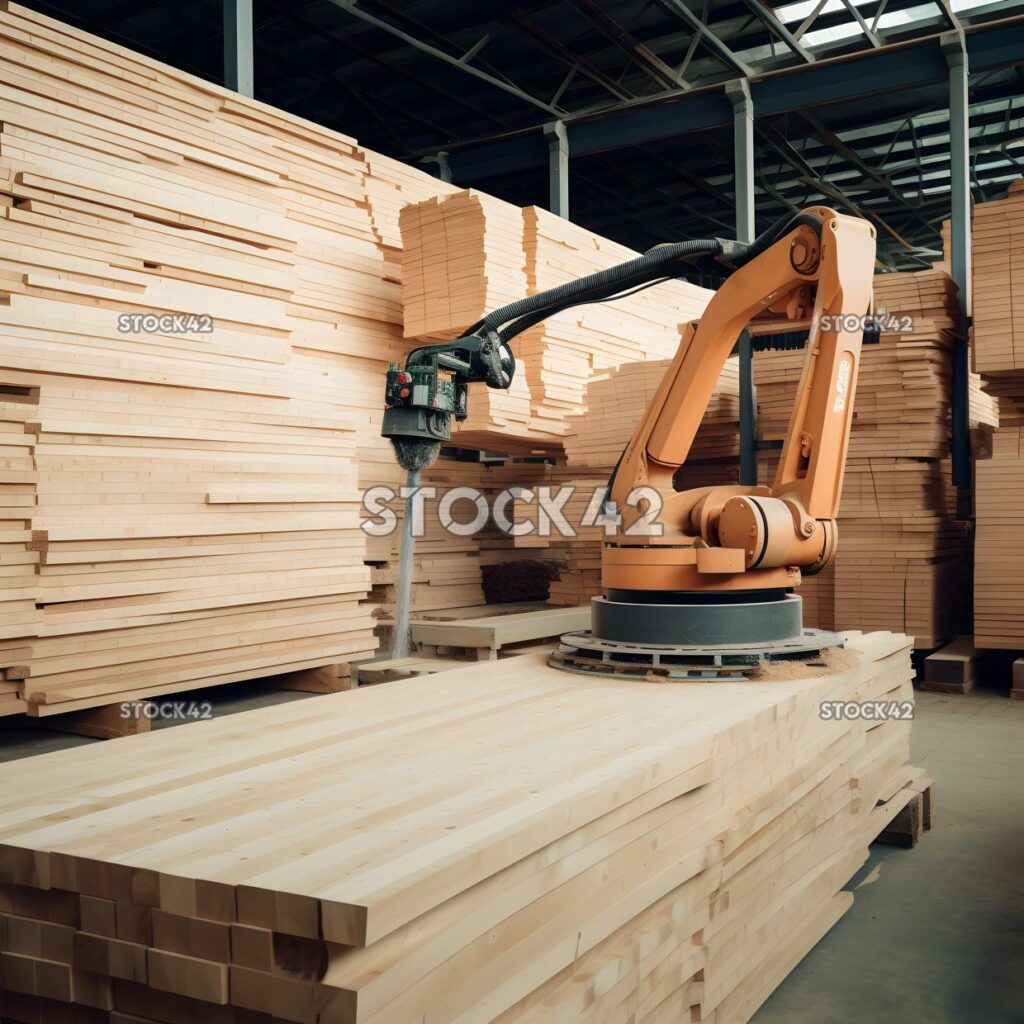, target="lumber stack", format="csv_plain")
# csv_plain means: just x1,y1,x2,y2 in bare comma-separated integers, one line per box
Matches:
970,180,1024,646
970,179,1024,373
400,190,529,341
0,631,921,1024
511,467,612,606
563,357,741,468
0,2,510,710
398,192,714,452
0,384,35,716
515,358,740,605
751,269,995,648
